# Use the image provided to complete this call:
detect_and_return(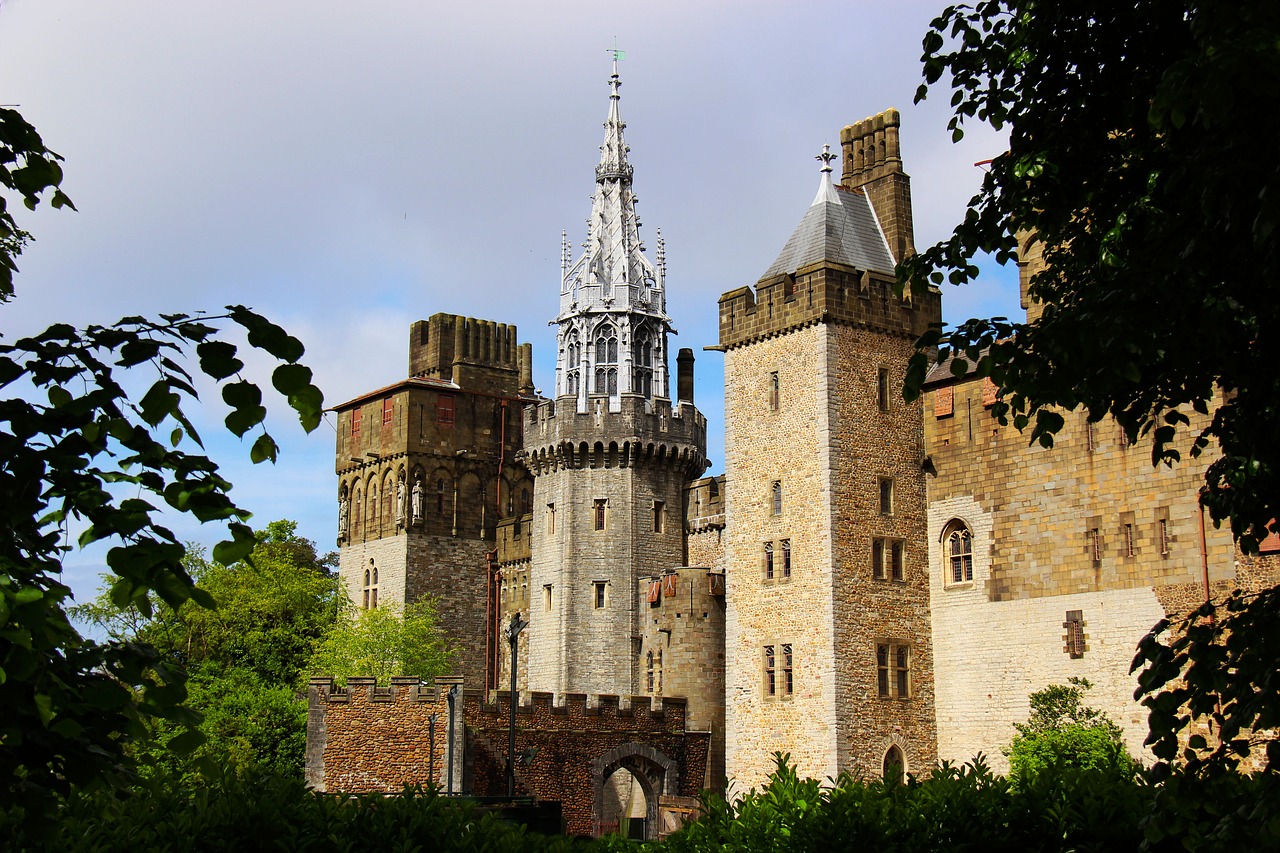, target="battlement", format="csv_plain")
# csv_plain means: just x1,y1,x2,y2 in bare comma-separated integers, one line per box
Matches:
474,690,690,732
408,313,534,396
718,262,940,351
522,395,708,477
840,108,903,187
